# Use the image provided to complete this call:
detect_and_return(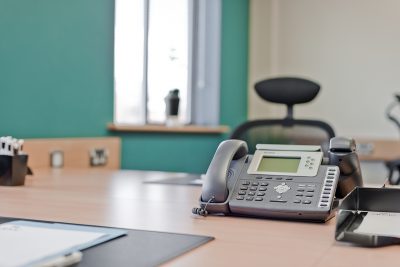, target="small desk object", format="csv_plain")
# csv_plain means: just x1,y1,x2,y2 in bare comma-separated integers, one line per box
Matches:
0,169,398,267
